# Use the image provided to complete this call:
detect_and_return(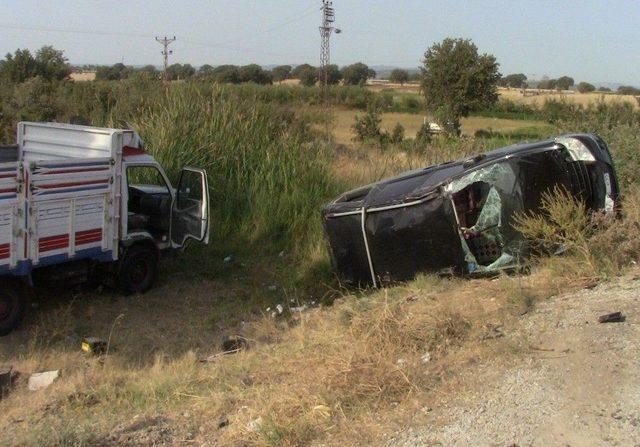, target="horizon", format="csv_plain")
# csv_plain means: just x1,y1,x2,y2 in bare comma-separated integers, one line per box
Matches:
1,0,638,86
